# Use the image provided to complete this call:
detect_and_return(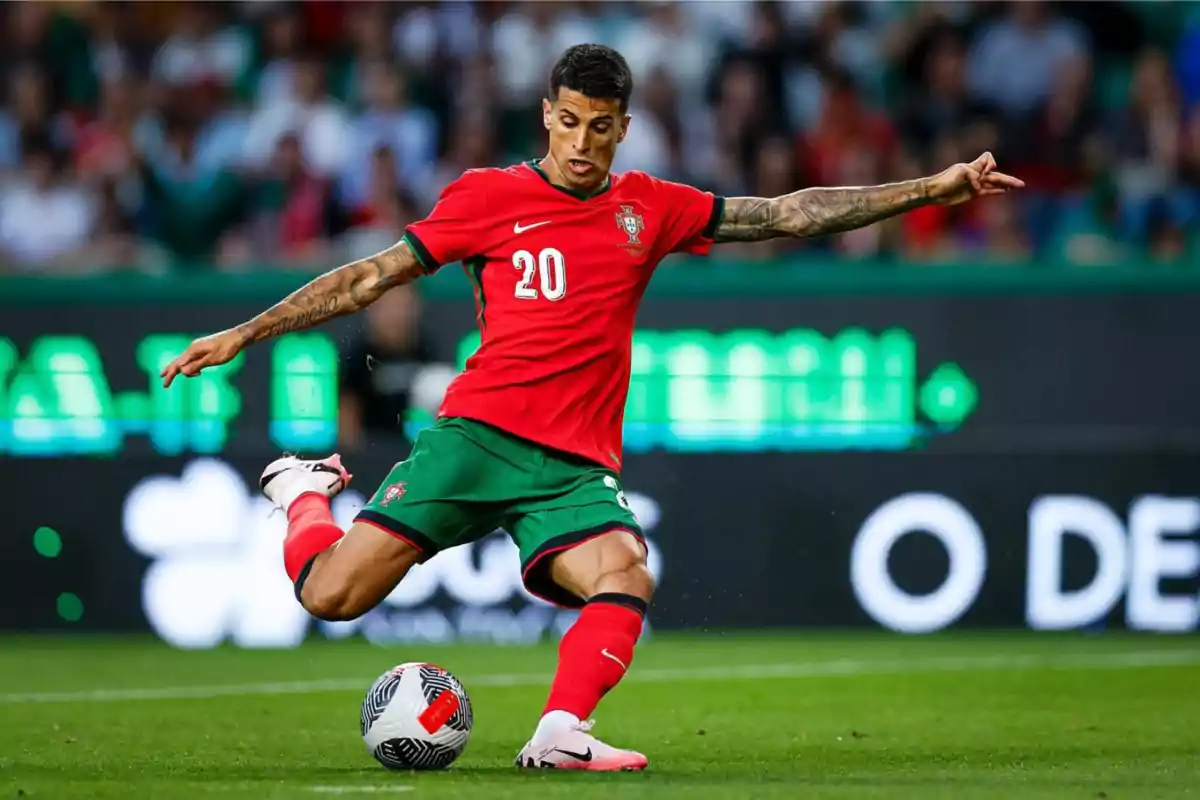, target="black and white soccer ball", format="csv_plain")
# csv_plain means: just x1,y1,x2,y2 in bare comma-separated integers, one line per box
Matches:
361,662,474,770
